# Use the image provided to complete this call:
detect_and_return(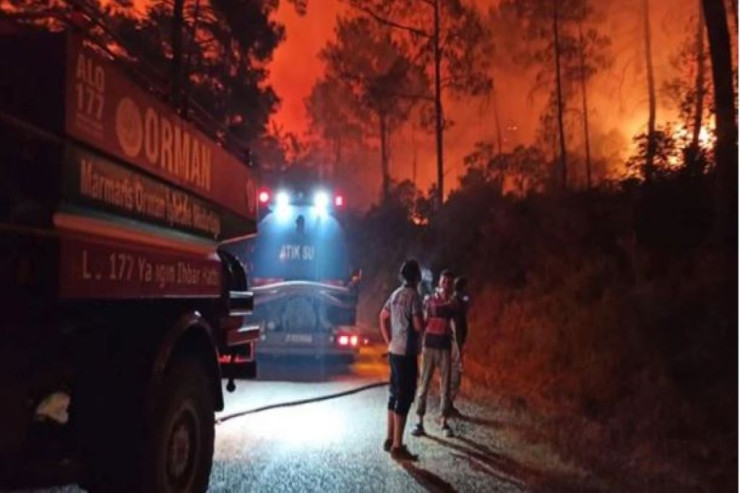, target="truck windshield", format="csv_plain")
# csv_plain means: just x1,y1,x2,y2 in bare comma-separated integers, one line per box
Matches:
248,205,350,283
